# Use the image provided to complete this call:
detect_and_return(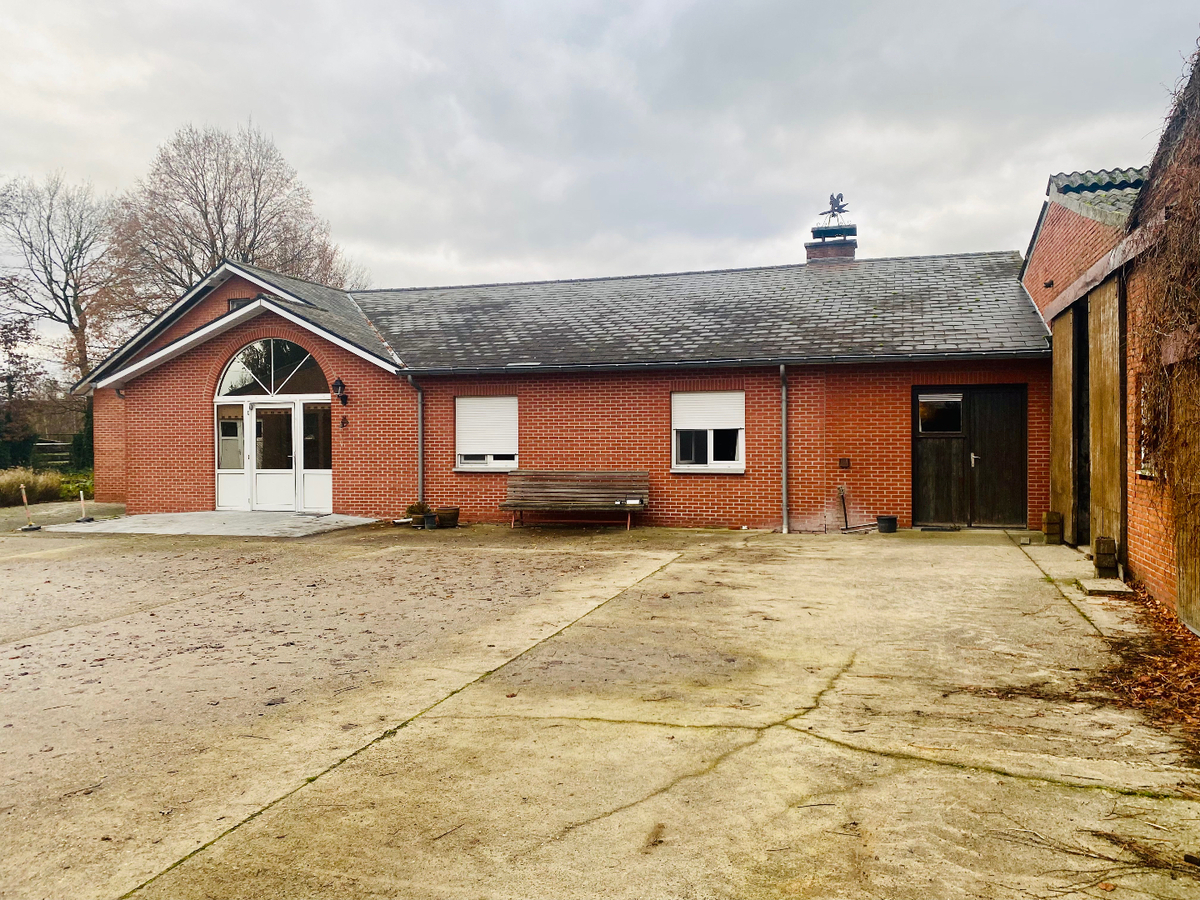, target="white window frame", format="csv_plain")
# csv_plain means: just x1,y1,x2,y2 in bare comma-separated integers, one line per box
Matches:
671,390,746,474
455,395,519,471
